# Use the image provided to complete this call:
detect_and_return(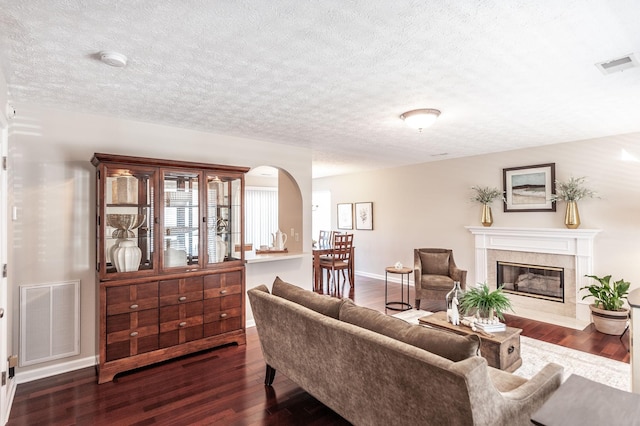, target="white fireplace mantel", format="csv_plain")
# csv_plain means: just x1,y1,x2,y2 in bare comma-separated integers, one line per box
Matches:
465,226,601,285
466,226,601,327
